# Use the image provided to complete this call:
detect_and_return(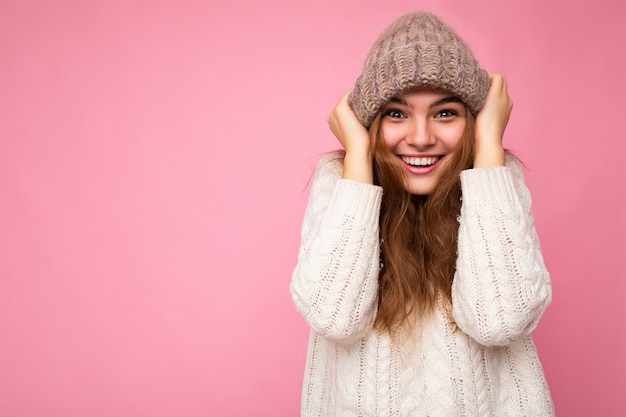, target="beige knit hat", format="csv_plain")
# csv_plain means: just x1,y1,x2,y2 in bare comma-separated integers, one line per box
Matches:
348,11,490,128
